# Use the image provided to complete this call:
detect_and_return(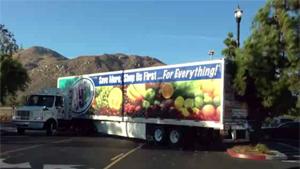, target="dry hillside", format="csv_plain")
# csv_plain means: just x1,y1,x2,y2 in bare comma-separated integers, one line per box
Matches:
13,46,164,103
